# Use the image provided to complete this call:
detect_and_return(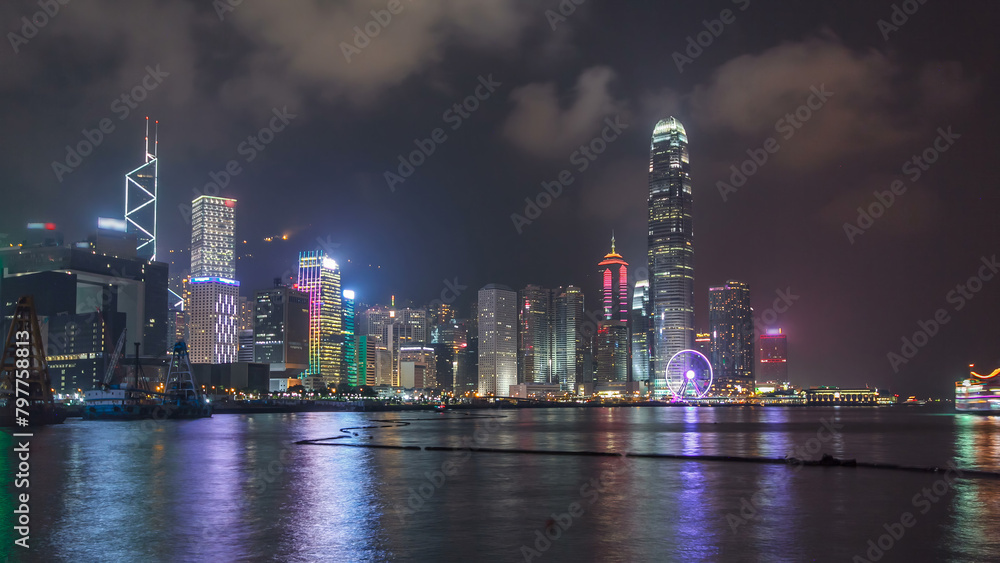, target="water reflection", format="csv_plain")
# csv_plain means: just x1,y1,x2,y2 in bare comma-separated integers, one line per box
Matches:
21,408,1000,562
